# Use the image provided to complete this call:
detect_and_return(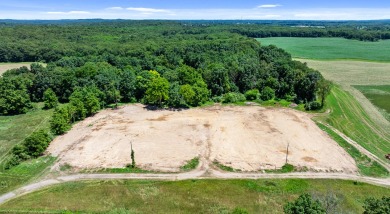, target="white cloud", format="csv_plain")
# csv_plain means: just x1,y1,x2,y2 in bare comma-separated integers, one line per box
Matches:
257,4,281,8
47,11,90,15
2,7,390,20
106,7,124,10
126,7,170,13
